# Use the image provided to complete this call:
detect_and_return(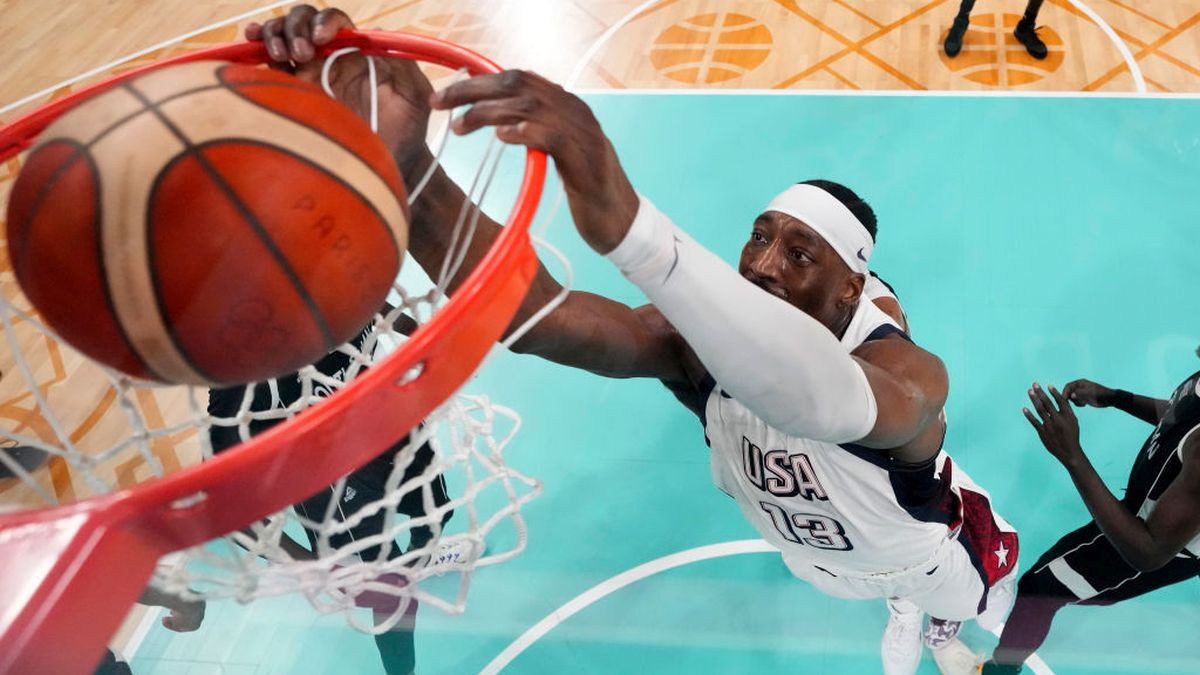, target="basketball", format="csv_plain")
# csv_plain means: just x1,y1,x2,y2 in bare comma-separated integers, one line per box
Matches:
4,61,409,386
